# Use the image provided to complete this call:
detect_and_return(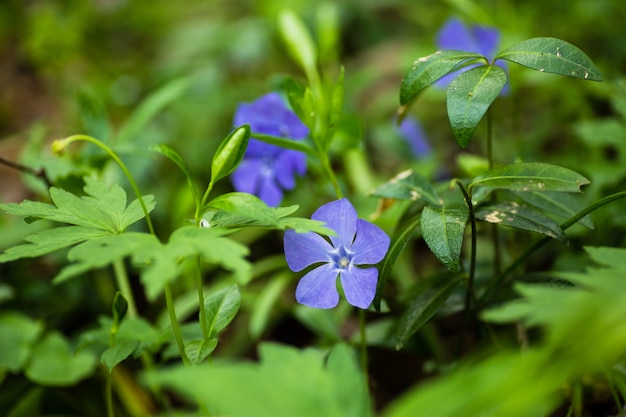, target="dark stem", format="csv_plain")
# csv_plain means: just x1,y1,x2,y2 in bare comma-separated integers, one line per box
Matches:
0,156,53,188
454,180,478,311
